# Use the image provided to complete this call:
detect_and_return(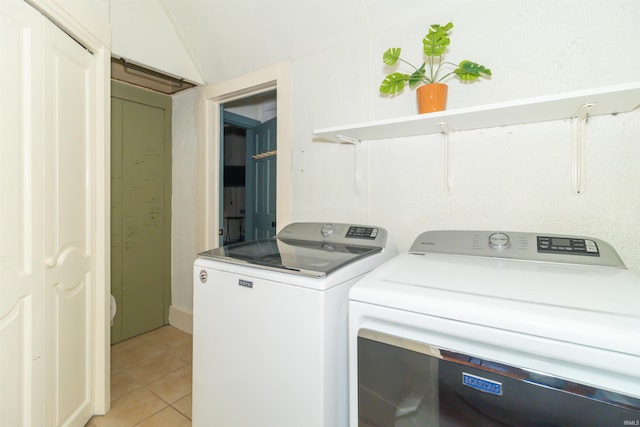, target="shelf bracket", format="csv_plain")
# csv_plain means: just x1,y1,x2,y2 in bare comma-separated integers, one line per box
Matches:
439,122,454,194
336,134,361,145
571,103,595,195
336,134,362,194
